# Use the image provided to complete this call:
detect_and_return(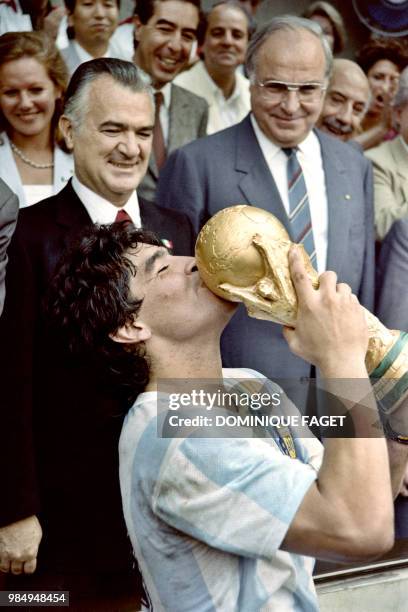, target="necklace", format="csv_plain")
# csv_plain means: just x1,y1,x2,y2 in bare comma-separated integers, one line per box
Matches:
10,141,54,170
